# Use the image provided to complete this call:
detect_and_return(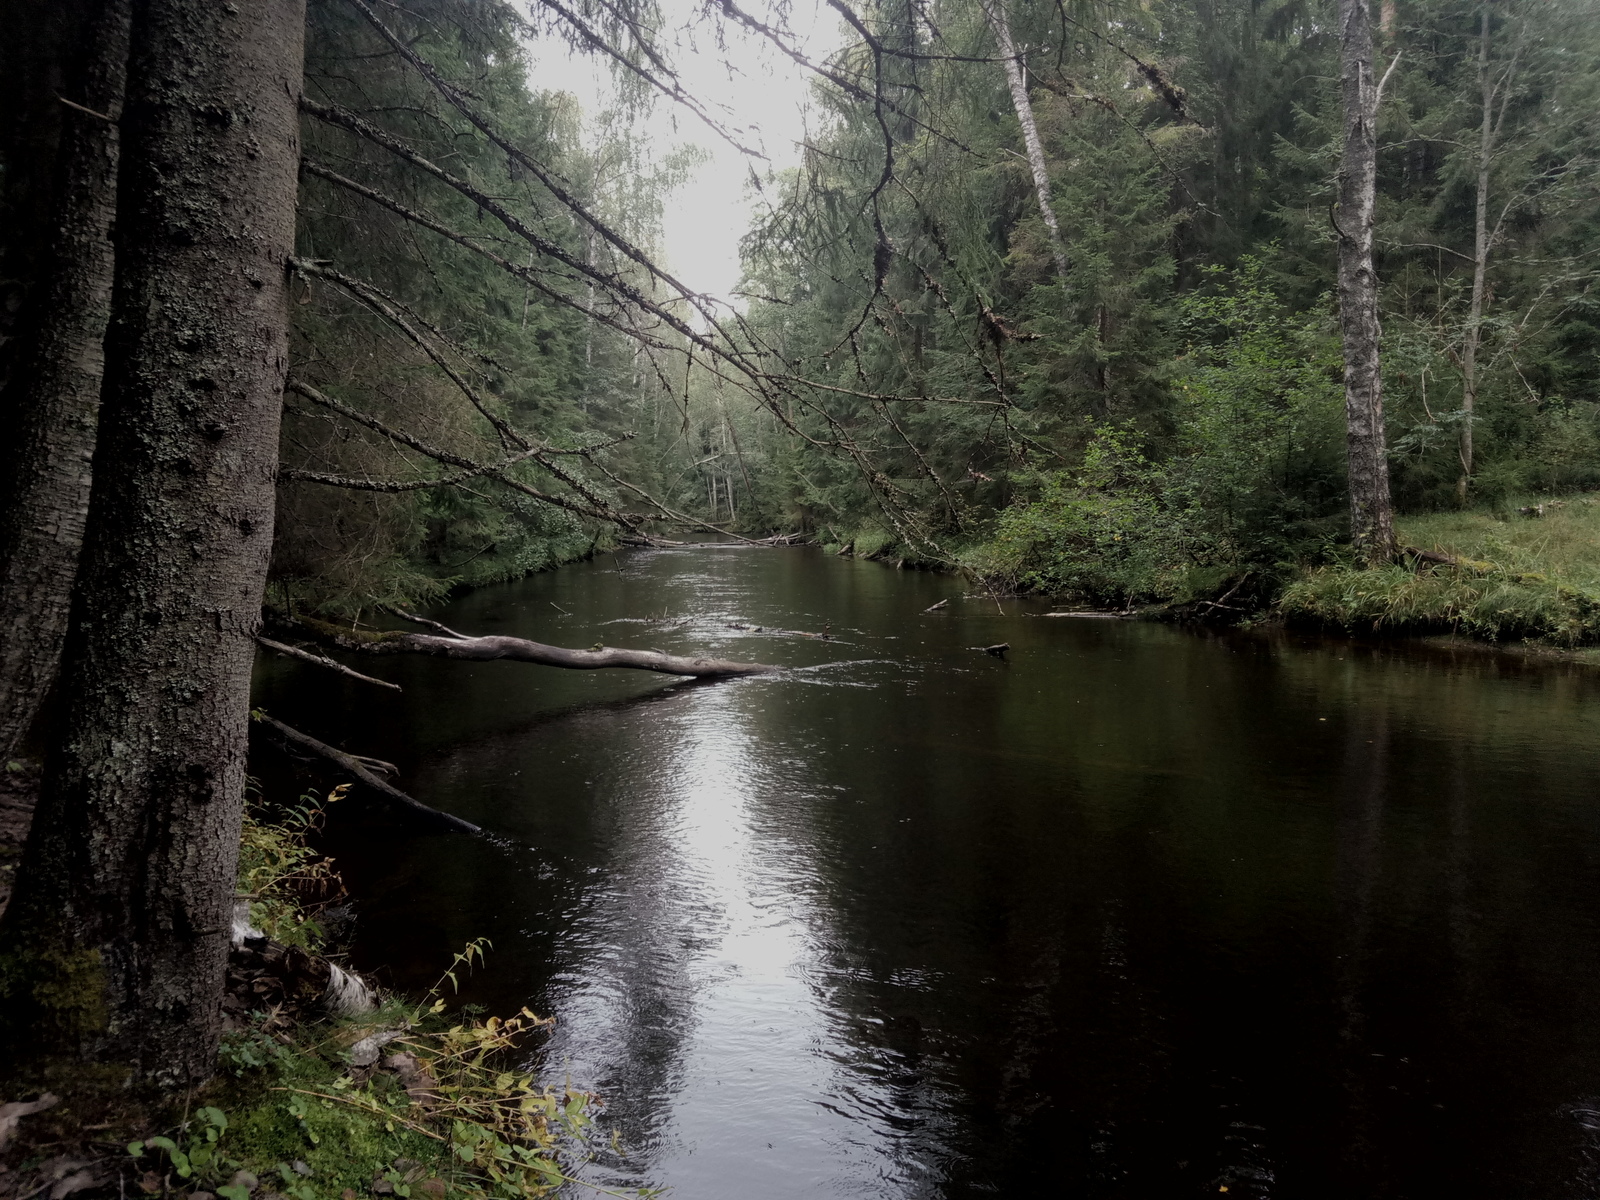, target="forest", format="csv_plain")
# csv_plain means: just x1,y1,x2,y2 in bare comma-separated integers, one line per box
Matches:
1,0,1598,1195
